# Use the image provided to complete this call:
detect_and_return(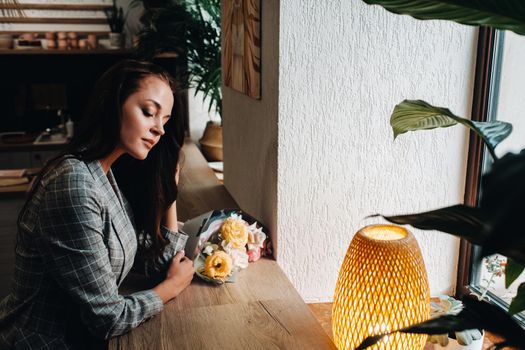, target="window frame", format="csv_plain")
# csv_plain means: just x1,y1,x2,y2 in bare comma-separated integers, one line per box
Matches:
457,27,525,324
